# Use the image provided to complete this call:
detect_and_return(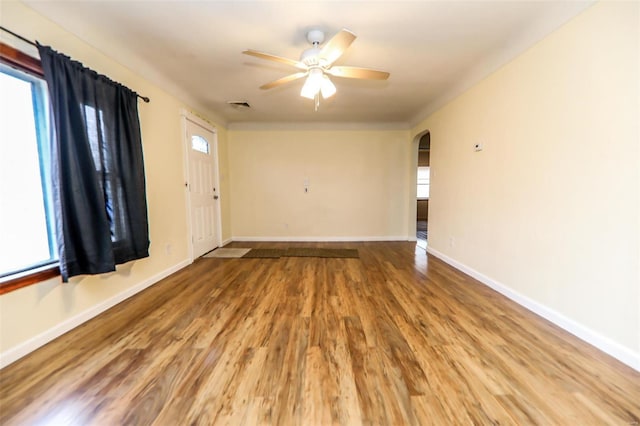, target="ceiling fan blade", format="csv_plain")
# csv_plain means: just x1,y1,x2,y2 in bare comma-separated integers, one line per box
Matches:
243,49,307,71
326,66,390,80
319,29,356,66
260,72,308,90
